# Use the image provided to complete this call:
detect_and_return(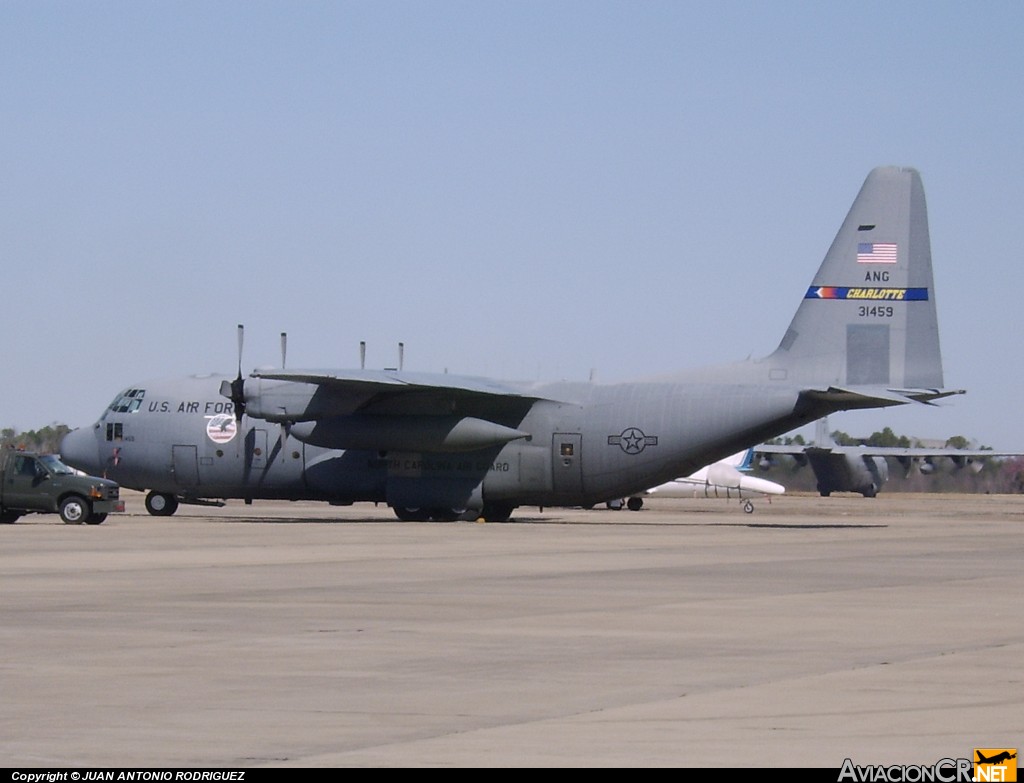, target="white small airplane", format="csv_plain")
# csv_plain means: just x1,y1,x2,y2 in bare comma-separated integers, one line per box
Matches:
611,449,786,513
